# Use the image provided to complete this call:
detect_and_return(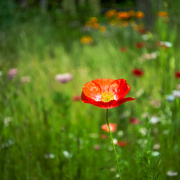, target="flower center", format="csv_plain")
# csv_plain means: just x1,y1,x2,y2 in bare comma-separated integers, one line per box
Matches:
101,91,114,102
